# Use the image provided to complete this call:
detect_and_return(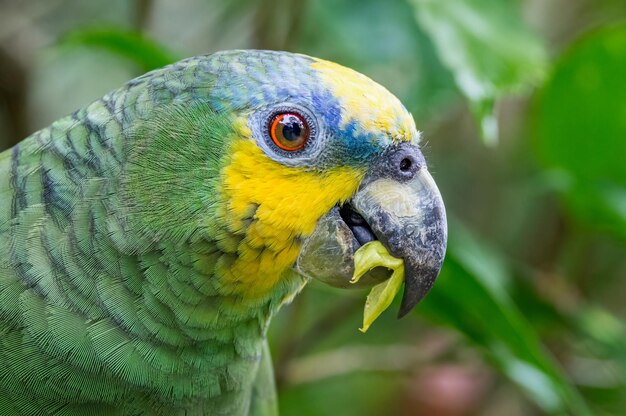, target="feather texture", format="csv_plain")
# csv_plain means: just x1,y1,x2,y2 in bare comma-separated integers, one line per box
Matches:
0,50,418,415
